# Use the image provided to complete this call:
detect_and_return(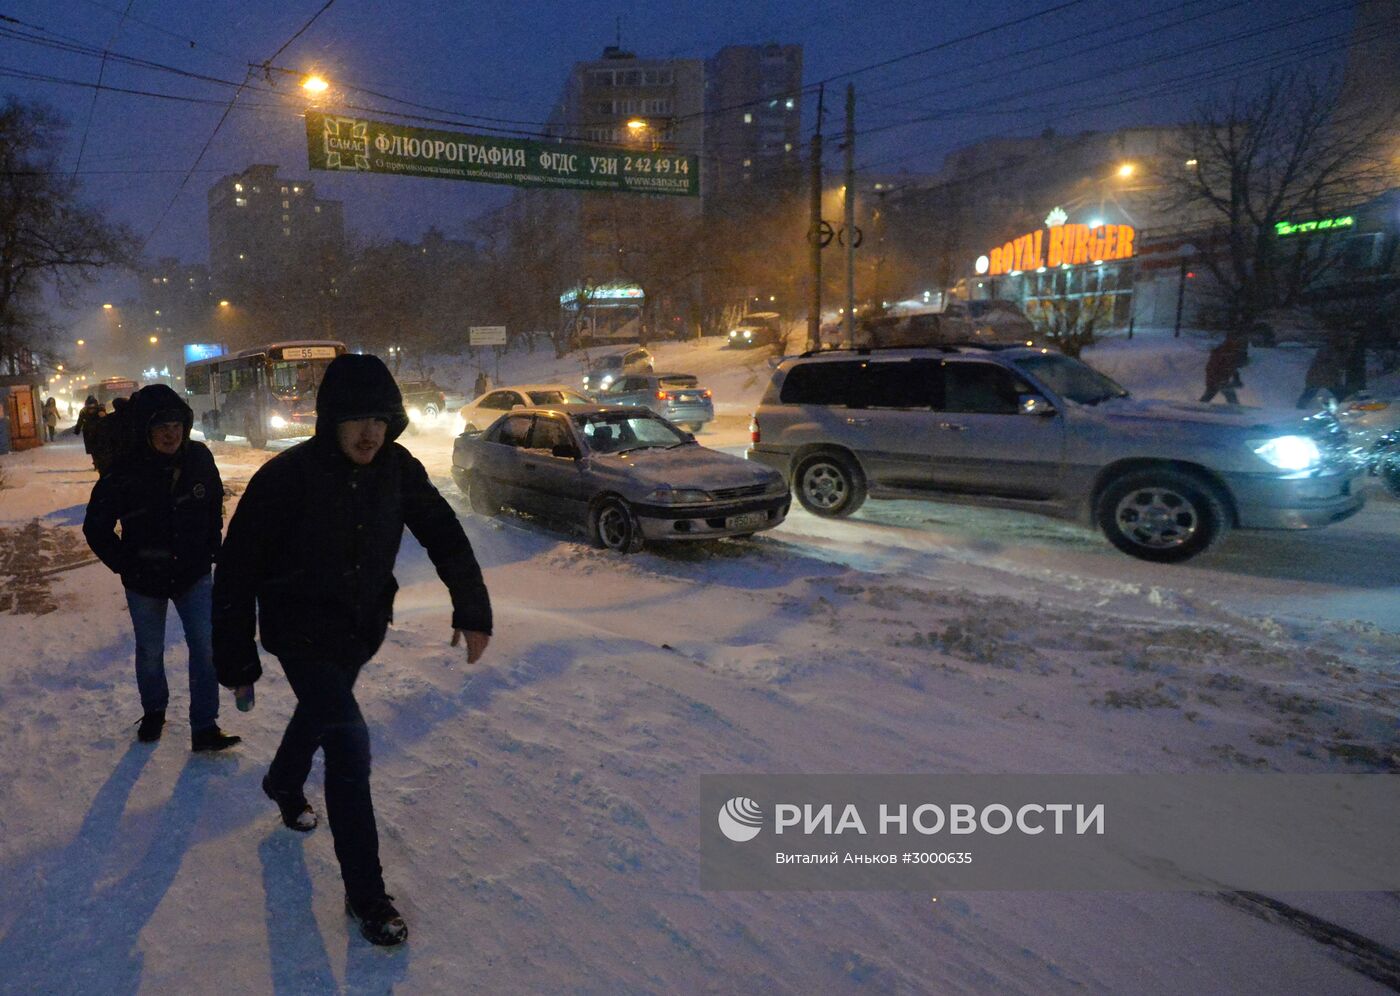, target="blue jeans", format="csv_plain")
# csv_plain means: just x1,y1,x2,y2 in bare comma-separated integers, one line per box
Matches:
125,574,219,732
